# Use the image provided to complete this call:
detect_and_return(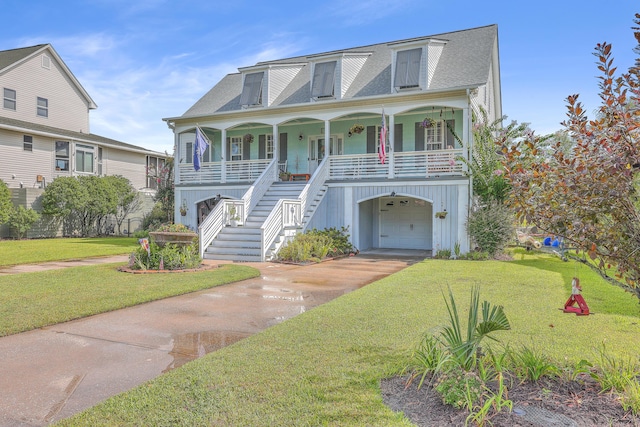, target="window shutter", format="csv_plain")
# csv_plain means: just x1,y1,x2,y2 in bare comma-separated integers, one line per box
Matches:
279,133,288,161
239,72,264,106
414,123,425,151
366,126,376,153
445,119,456,148
243,138,251,160
395,48,422,88
311,61,336,98
258,135,266,159
186,142,193,163
394,123,403,153
226,137,231,161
